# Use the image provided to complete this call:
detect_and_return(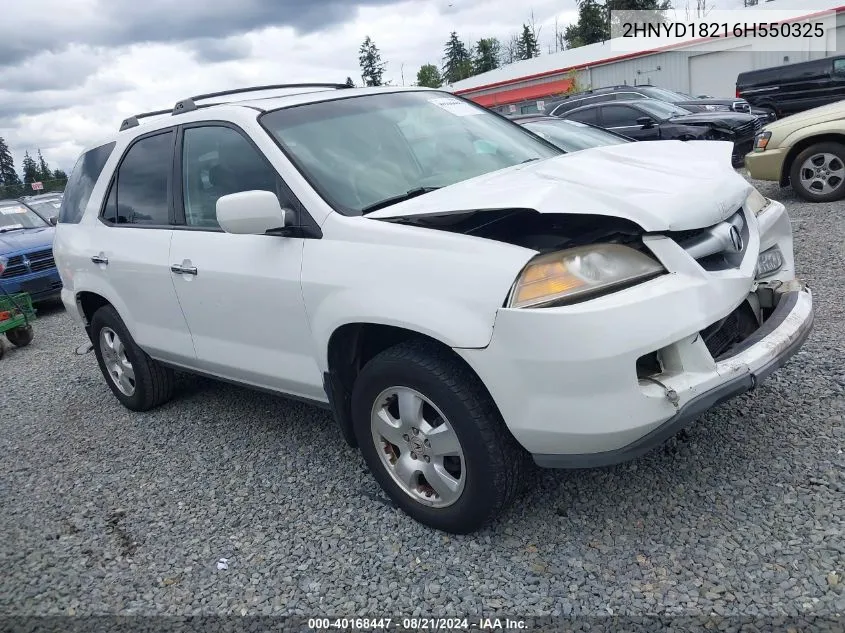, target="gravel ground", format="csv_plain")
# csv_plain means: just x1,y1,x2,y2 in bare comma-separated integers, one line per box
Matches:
0,181,843,621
